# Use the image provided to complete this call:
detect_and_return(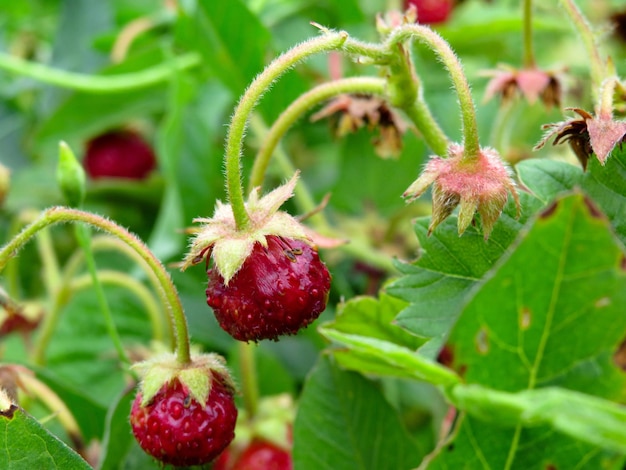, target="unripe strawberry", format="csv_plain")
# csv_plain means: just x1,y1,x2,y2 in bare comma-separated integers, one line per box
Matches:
404,0,454,25
83,129,156,180
206,236,330,342
129,353,237,466
182,173,332,342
